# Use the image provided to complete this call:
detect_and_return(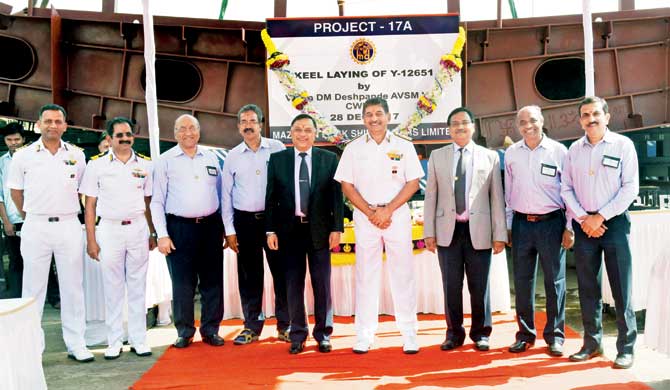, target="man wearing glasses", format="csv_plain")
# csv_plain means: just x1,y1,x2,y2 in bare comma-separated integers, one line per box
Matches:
423,107,507,353
221,104,290,345
151,114,225,349
81,117,157,359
